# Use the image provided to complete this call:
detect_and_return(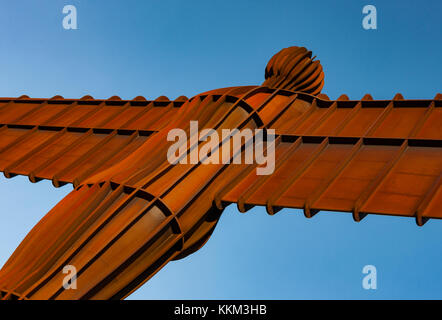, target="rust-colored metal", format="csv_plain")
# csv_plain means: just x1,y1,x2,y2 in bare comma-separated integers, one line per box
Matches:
0,46,440,300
